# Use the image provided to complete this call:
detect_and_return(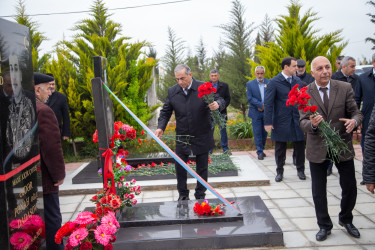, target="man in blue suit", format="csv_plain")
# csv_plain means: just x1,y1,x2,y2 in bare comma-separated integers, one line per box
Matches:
264,57,306,182
247,66,269,160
